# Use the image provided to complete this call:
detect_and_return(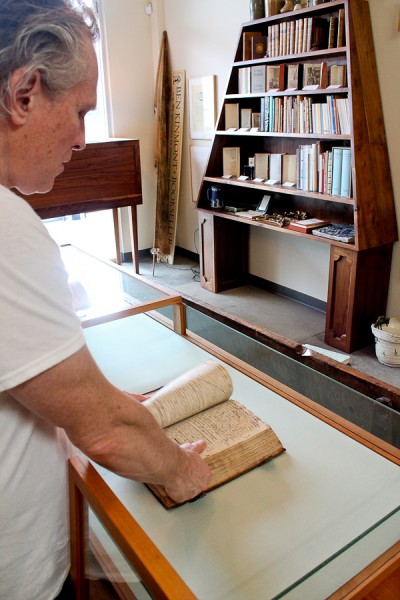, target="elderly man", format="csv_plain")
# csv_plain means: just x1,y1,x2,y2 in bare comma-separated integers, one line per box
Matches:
0,2,210,598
